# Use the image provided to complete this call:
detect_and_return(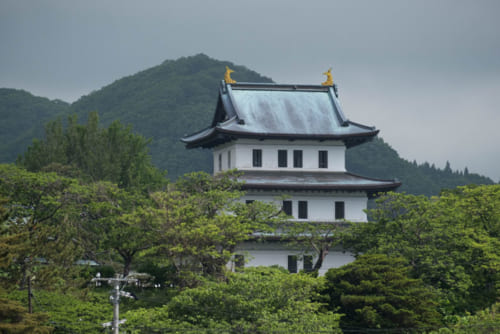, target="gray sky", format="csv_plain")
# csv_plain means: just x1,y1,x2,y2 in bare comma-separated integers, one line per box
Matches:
1,0,499,181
